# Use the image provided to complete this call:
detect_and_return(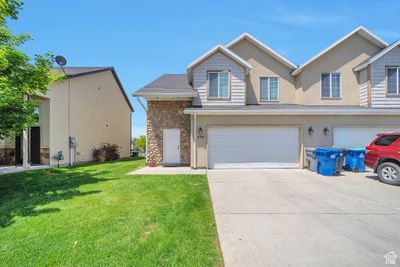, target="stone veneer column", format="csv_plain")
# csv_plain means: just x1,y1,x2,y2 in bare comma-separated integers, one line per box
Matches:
147,101,191,166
